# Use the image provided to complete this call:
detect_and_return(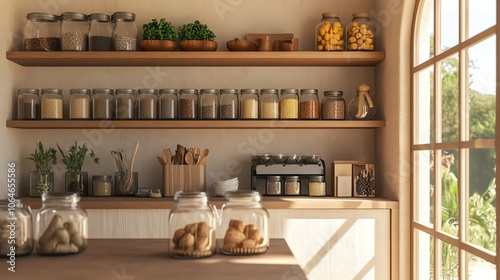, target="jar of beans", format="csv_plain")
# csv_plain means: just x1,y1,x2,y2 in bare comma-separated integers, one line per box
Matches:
178,89,198,120
40,88,63,119
69,89,91,119
17,88,40,120
89,13,113,51
346,13,375,51
115,88,136,119
299,89,319,119
24,13,61,51
159,89,178,119
259,89,279,120
60,12,88,51
322,90,345,120
219,89,239,120
138,88,158,120
280,89,299,119
315,12,344,51
200,89,219,120
92,88,114,120
240,89,259,119
112,12,137,51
